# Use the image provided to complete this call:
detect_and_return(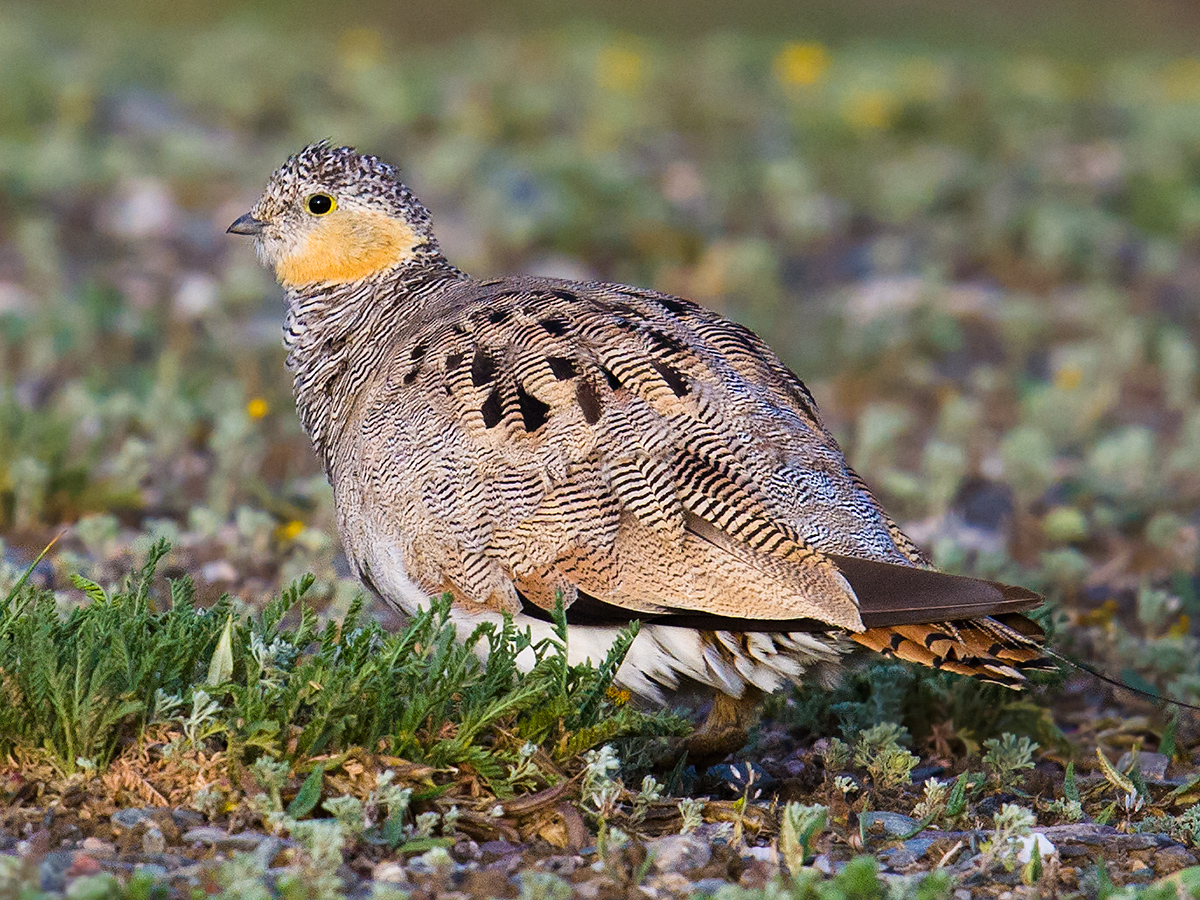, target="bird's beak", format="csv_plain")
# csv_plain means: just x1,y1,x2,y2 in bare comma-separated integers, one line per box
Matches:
227,213,267,236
